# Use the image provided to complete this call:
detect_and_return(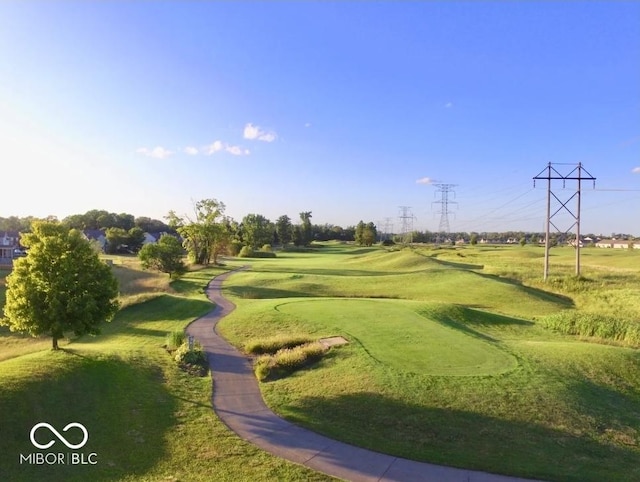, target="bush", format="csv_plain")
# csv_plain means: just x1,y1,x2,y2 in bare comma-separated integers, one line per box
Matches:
245,334,314,355
173,341,208,375
238,246,276,258
165,330,185,351
260,244,273,252
238,246,254,258
253,342,326,381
